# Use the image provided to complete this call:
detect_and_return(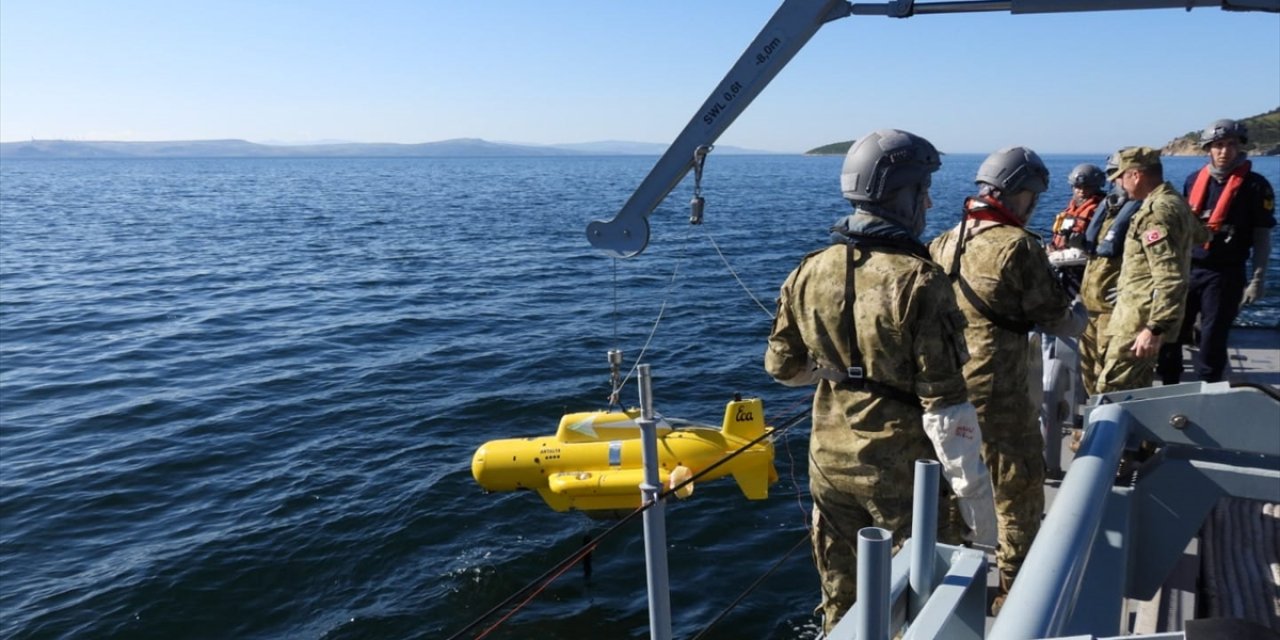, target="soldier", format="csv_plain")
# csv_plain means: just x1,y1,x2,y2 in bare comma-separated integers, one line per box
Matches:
1047,163,1107,292
766,129,996,632
928,146,1084,612
1157,119,1276,384
1097,147,1199,392
1078,151,1144,397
